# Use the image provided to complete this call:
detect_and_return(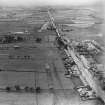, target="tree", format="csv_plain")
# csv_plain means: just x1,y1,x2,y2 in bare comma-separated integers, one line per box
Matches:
14,85,21,91
36,38,42,43
36,87,41,93
5,86,11,92
24,86,30,92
